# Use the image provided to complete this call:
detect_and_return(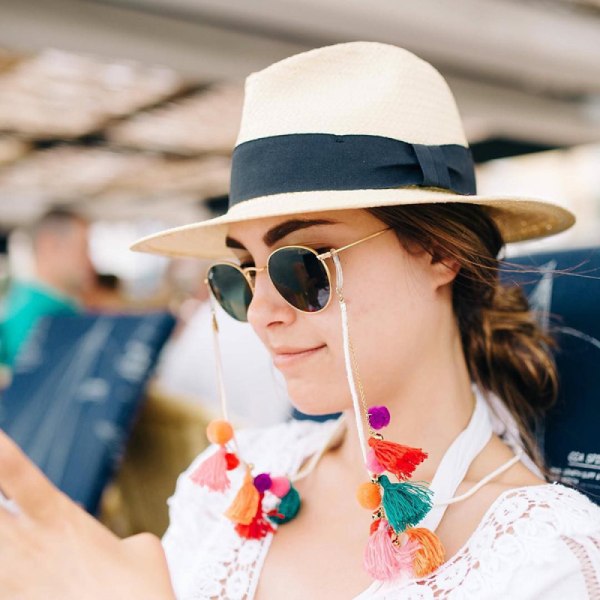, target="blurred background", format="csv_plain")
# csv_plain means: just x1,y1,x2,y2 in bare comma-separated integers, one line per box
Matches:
0,0,599,536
